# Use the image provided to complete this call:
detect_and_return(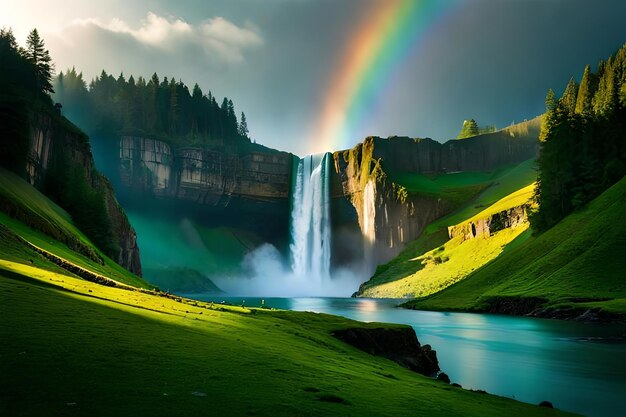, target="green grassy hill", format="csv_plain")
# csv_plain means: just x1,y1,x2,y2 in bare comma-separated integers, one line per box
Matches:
405,176,626,318
358,184,534,298
358,158,537,296
0,168,148,288
0,261,573,417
